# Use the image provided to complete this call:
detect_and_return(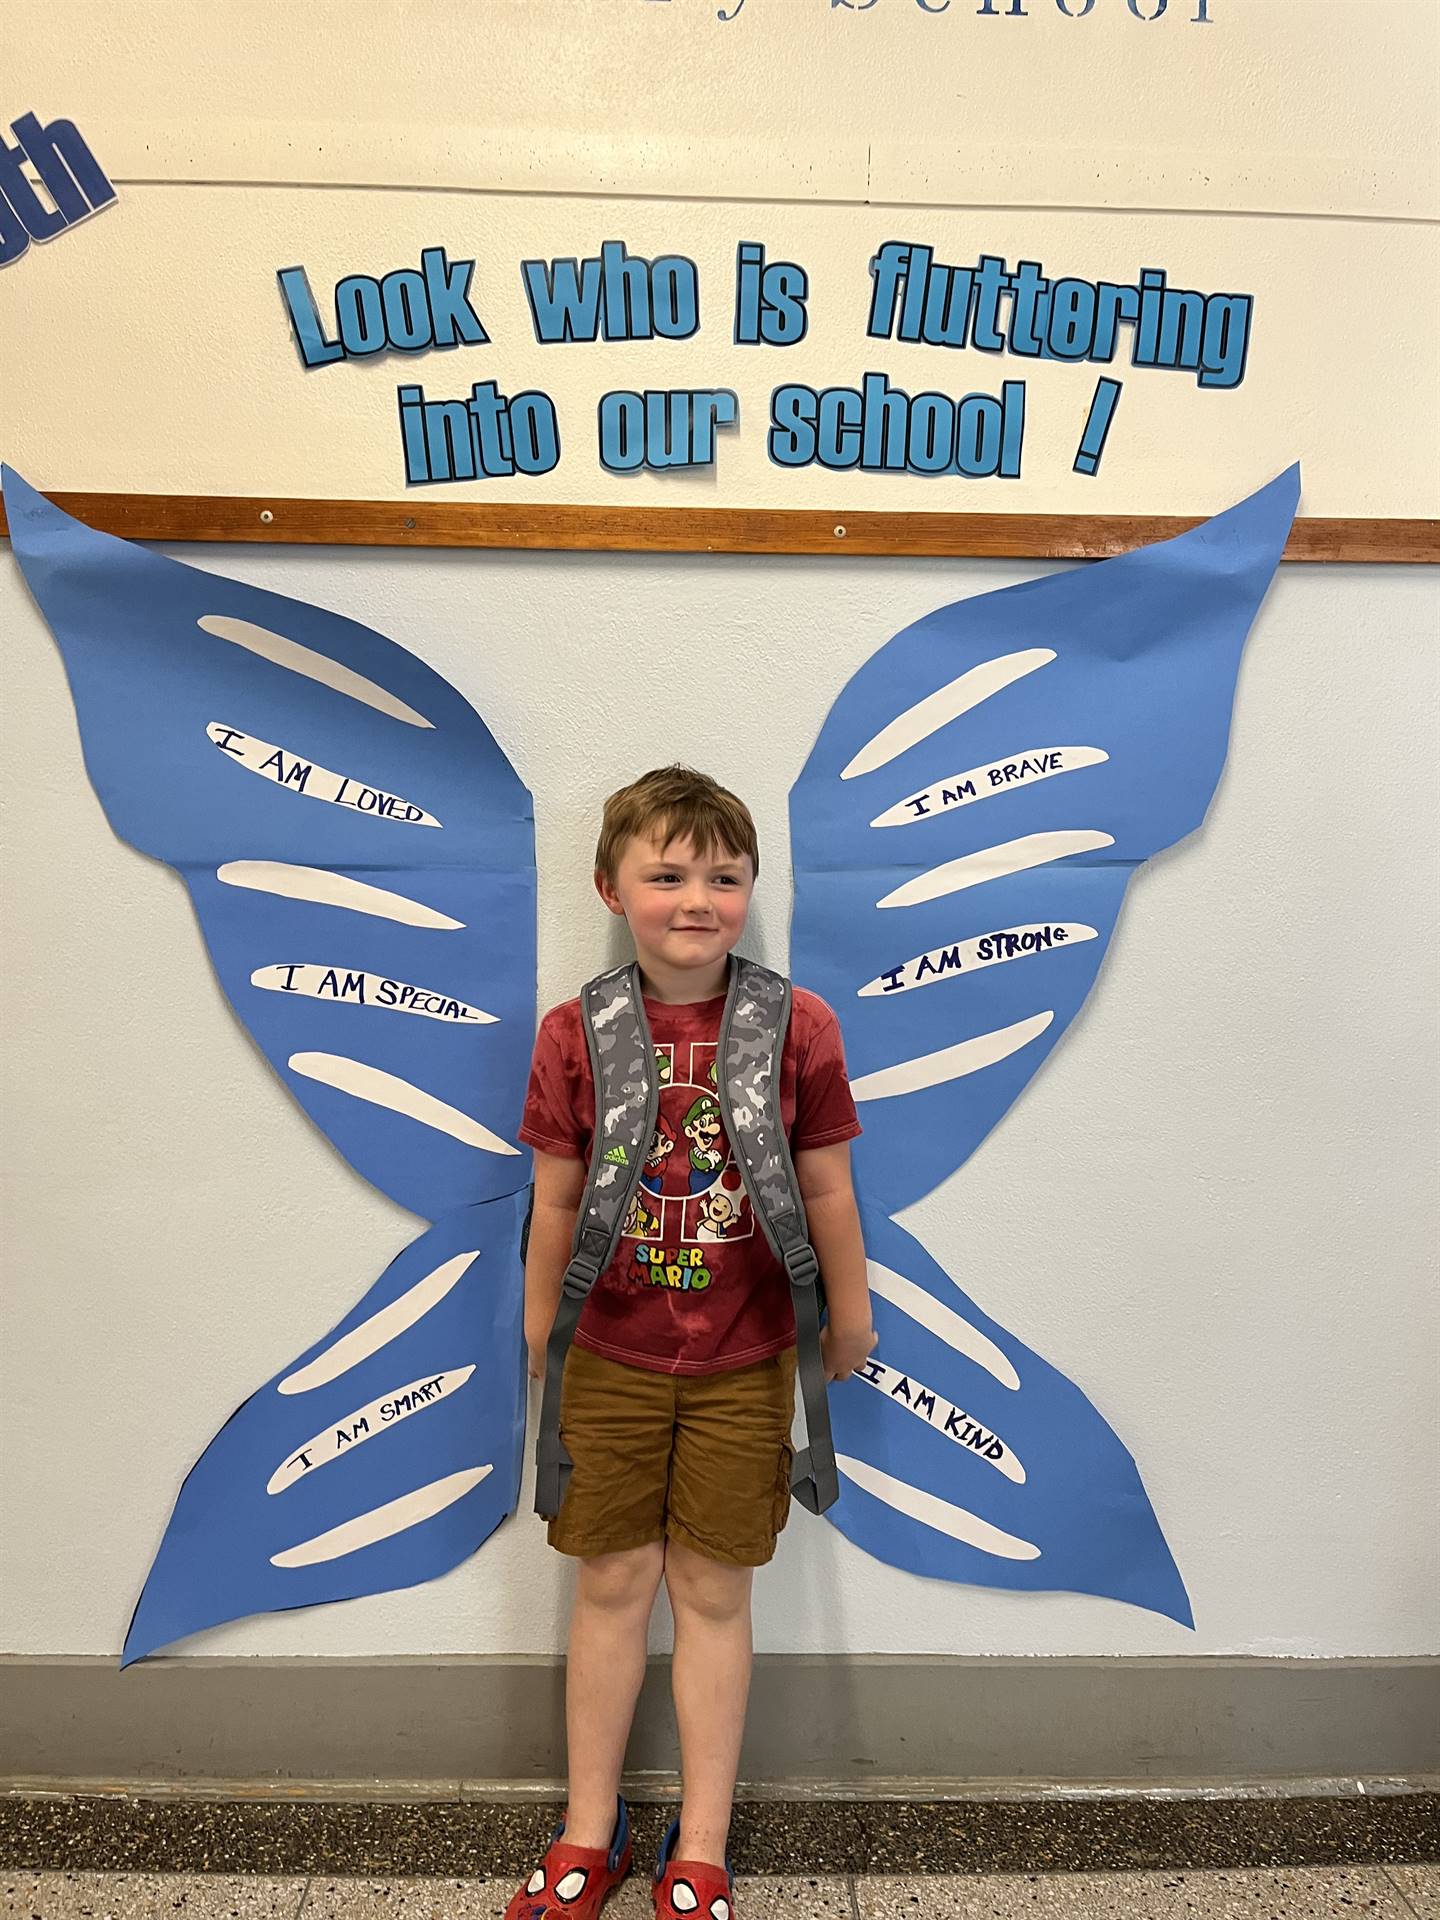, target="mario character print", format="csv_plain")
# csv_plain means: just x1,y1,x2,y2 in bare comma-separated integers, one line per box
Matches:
640,1119,677,1194
622,1041,751,1291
